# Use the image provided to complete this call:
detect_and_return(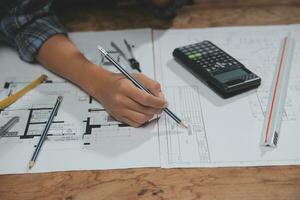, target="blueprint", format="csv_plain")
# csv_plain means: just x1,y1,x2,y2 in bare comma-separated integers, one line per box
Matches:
0,26,300,174
154,25,300,168
0,29,161,174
